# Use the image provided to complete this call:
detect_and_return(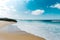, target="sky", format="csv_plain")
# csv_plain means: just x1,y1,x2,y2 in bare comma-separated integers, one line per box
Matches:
0,0,60,20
